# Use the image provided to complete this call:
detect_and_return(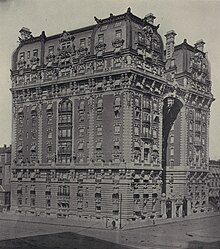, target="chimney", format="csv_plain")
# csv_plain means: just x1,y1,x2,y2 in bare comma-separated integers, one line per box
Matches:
144,13,156,25
165,30,177,60
195,39,205,52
